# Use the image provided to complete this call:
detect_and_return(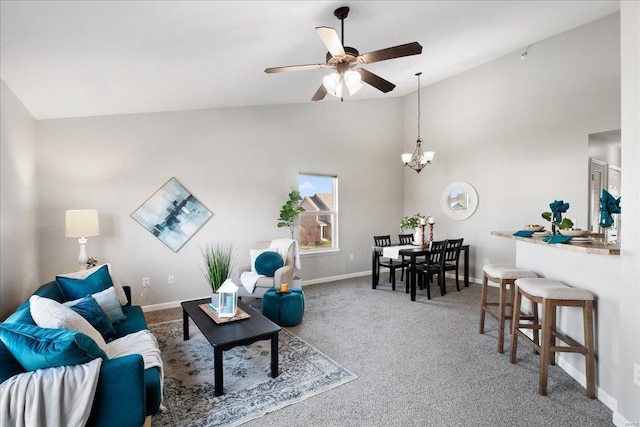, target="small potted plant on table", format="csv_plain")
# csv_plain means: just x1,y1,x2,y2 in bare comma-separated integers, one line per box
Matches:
201,241,234,308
